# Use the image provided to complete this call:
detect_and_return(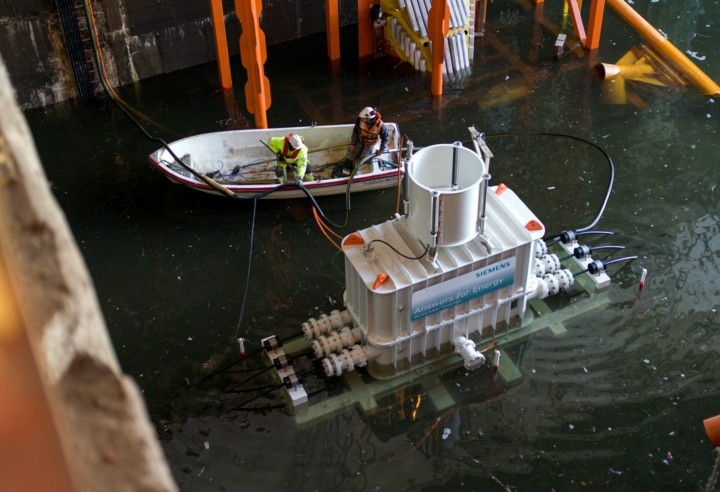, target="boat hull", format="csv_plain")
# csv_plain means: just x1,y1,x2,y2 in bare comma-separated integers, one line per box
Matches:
148,123,403,199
